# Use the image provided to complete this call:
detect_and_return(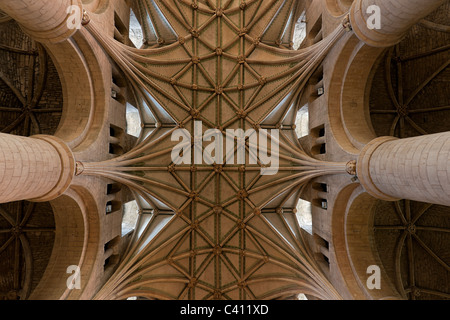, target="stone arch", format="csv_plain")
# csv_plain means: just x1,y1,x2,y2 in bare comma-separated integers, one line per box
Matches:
331,183,365,299
82,0,110,14
29,186,100,300
332,184,403,300
44,28,108,151
327,34,385,153
326,0,354,17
